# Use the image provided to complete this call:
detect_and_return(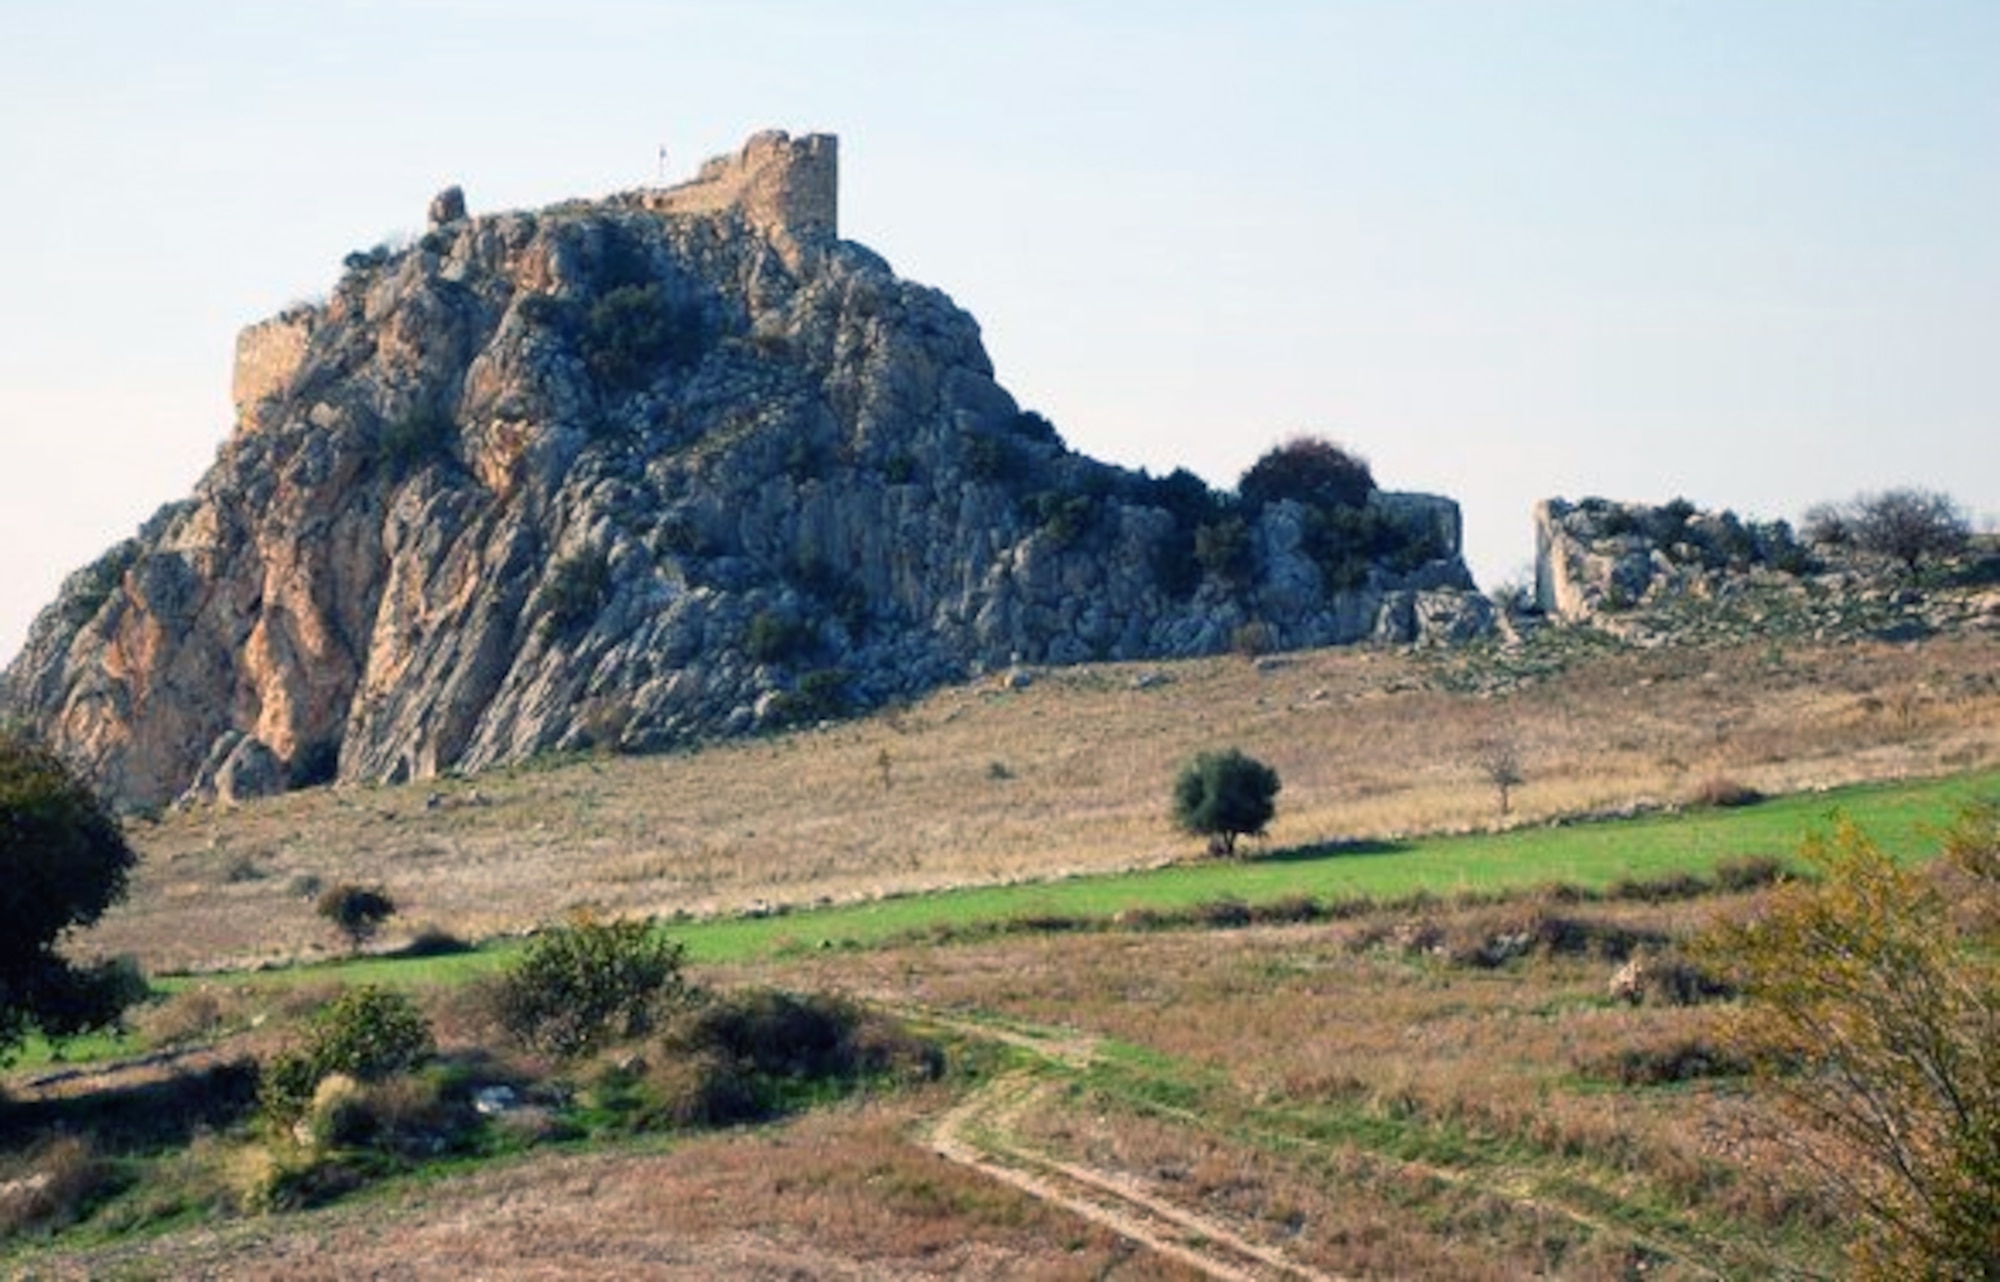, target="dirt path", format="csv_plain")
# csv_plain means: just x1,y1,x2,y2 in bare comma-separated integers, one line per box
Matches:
897,1006,1342,1282
894,1003,1742,1282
